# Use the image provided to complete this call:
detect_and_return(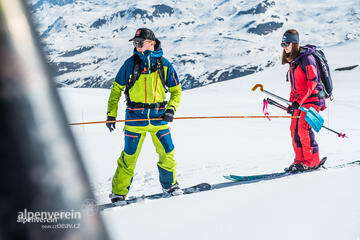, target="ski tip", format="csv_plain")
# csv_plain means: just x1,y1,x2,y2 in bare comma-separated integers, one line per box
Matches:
321,156,327,165
348,160,360,165
223,175,236,181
